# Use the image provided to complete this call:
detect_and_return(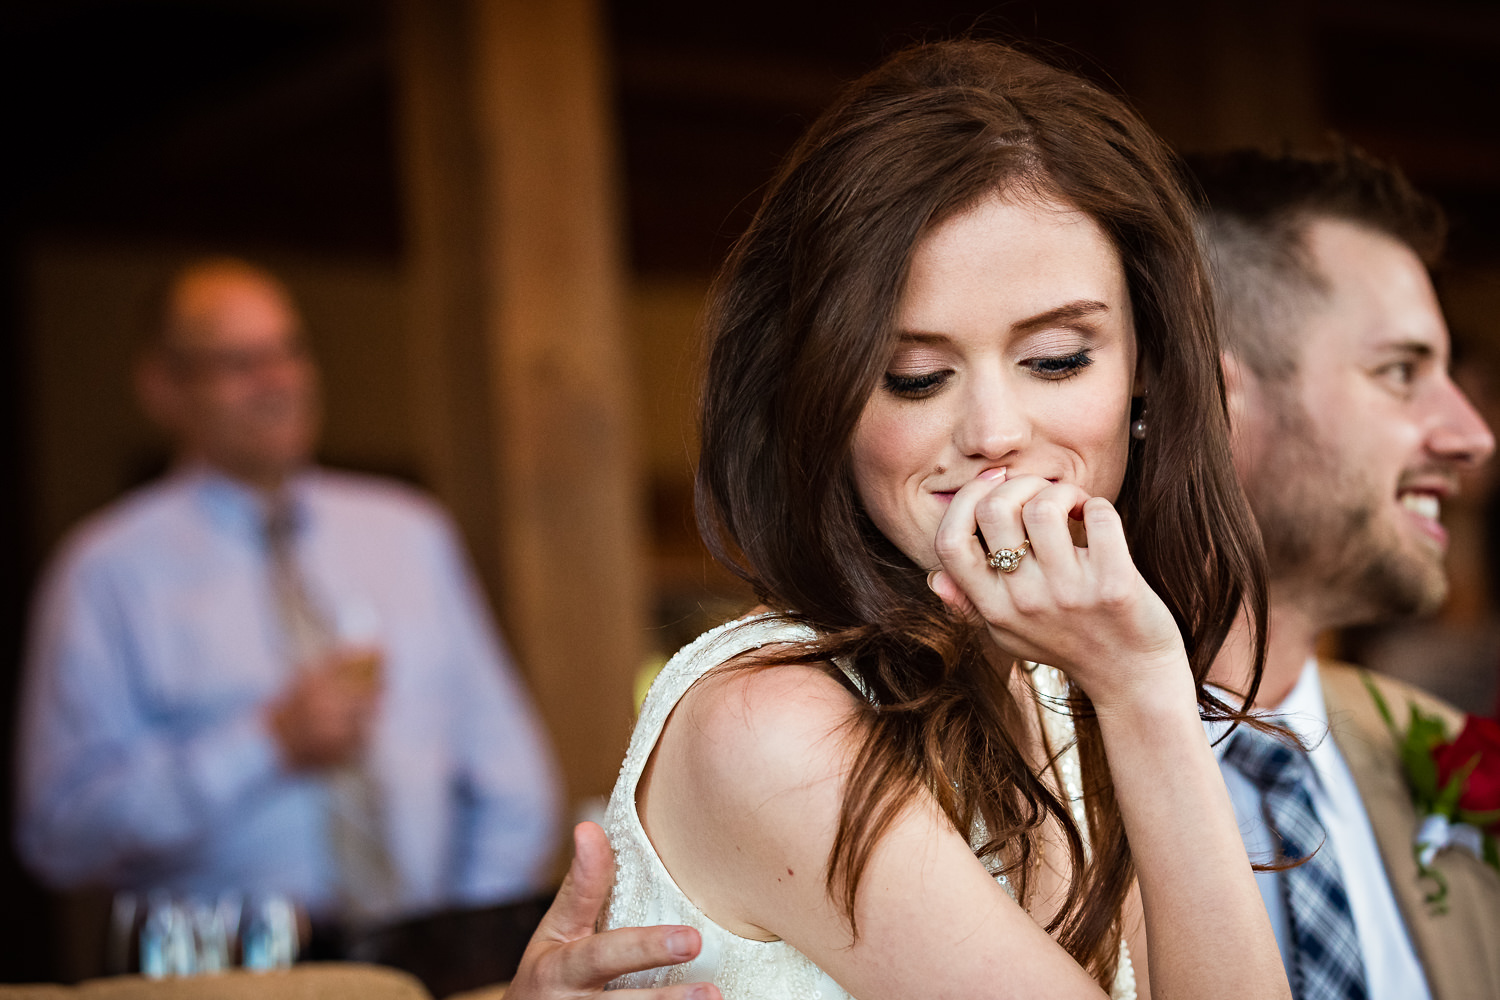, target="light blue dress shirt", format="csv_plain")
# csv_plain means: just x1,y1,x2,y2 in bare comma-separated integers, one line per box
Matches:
1212,659,1430,1000
16,465,562,920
